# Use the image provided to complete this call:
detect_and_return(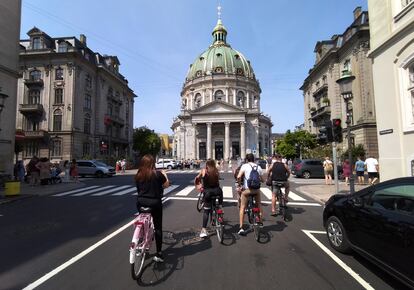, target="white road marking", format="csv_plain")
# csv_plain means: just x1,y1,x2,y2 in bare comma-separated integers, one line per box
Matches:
227,170,233,173
222,186,233,198
112,187,137,196
287,191,306,201
302,230,375,290
23,198,170,290
175,186,194,196
260,188,272,199
72,186,114,196
163,184,179,195
91,185,131,196
53,186,99,197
